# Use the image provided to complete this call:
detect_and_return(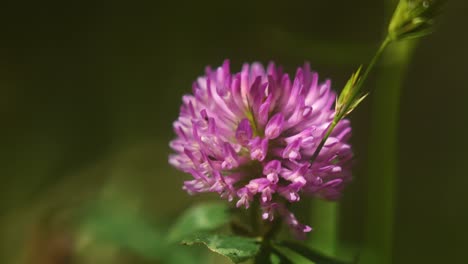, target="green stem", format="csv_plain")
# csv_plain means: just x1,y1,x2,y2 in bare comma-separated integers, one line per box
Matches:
310,119,338,163
308,35,393,261
311,36,391,165
254,220,282,264
250,200,260,235
359,37,391,89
